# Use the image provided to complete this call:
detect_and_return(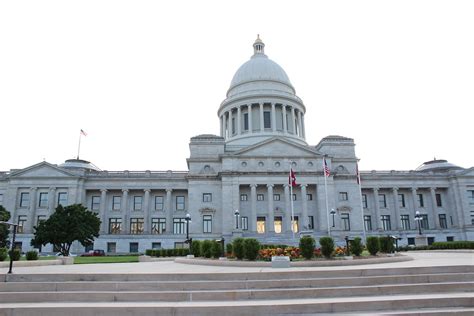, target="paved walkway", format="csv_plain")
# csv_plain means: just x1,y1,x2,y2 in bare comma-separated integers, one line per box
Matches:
1,251,472,275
